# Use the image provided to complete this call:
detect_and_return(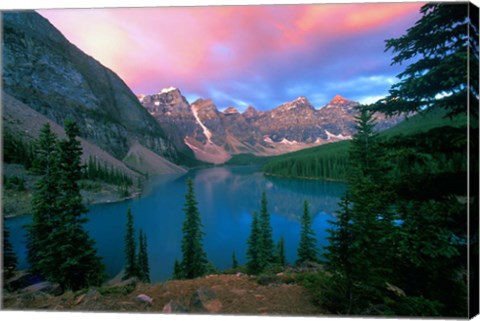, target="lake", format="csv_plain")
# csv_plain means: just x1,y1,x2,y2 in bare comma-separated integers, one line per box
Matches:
5,166,346,282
